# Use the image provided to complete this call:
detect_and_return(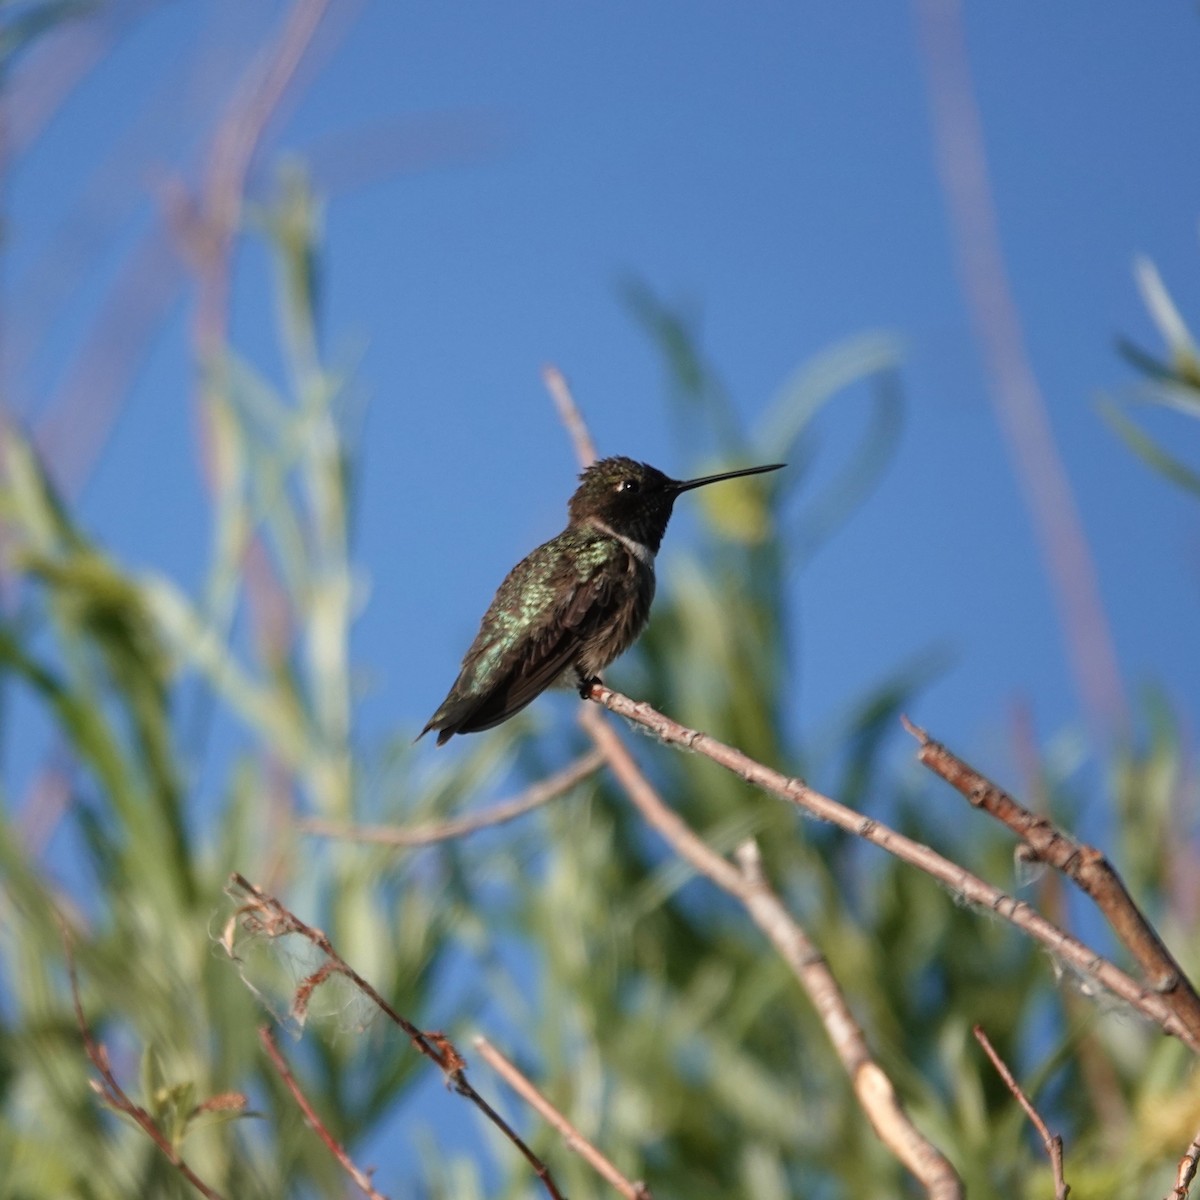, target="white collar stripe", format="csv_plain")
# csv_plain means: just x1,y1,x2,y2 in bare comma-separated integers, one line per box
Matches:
587,518,656,566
